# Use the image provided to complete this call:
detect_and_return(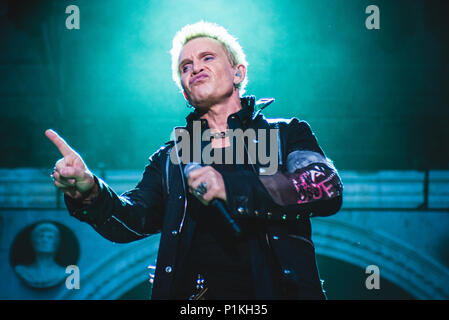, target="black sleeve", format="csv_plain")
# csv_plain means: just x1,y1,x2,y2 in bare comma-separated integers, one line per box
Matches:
64,147,167,243
286,118,325,157
221,118,343,222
